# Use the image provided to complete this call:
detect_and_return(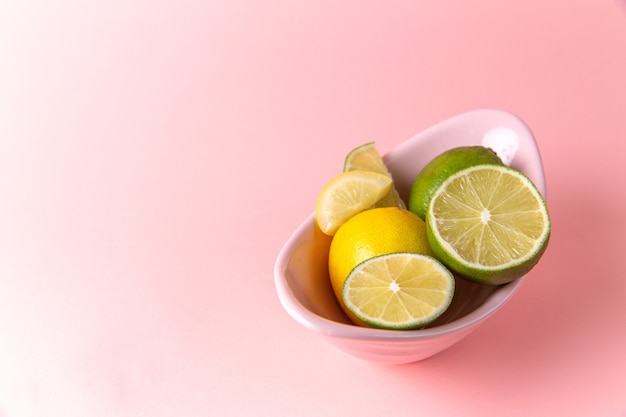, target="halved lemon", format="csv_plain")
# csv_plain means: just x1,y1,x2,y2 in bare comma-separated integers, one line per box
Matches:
342,253,455,330
344,142,406,209
315,170,392,235
426,164,551,285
